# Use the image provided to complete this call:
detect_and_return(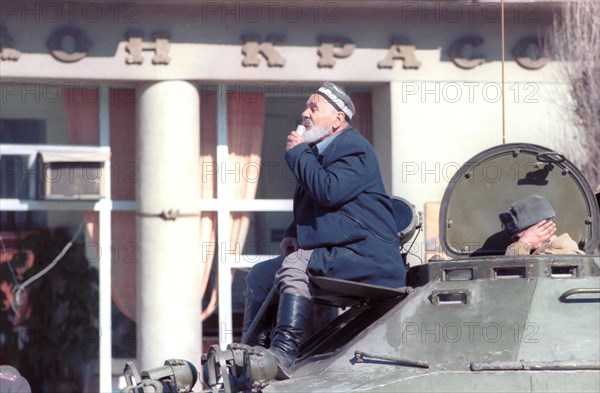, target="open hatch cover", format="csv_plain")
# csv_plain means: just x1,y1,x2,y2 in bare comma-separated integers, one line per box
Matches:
439,143,599,257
